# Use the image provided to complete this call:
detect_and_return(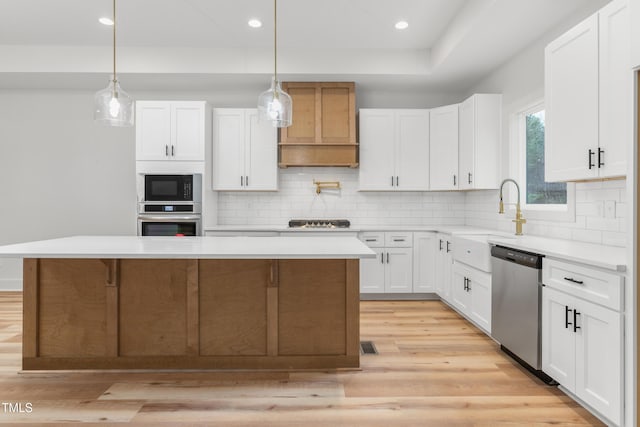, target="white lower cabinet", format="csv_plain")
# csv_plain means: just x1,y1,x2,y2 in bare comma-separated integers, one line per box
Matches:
451,261,491,334
359,232,413,294
434,233,453,302
542,260,623,426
